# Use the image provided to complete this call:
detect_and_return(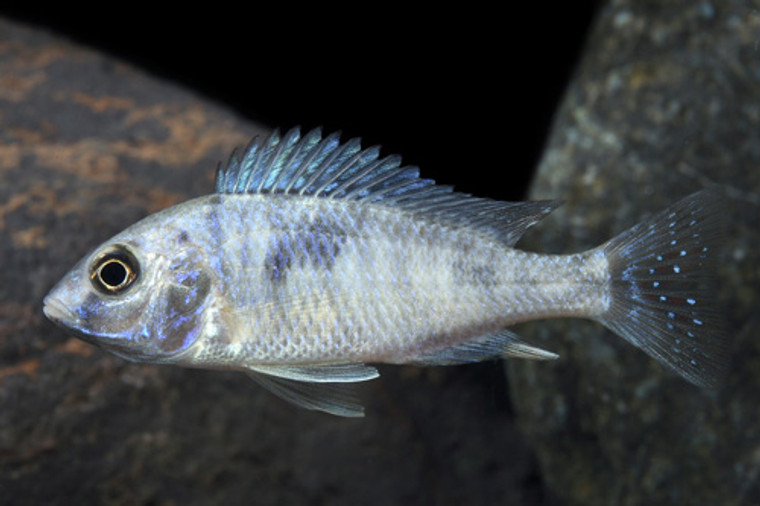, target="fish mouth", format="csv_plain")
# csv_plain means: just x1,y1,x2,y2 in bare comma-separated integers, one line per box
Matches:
42,295,79,327
42,294,159,361
42,295,127,351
